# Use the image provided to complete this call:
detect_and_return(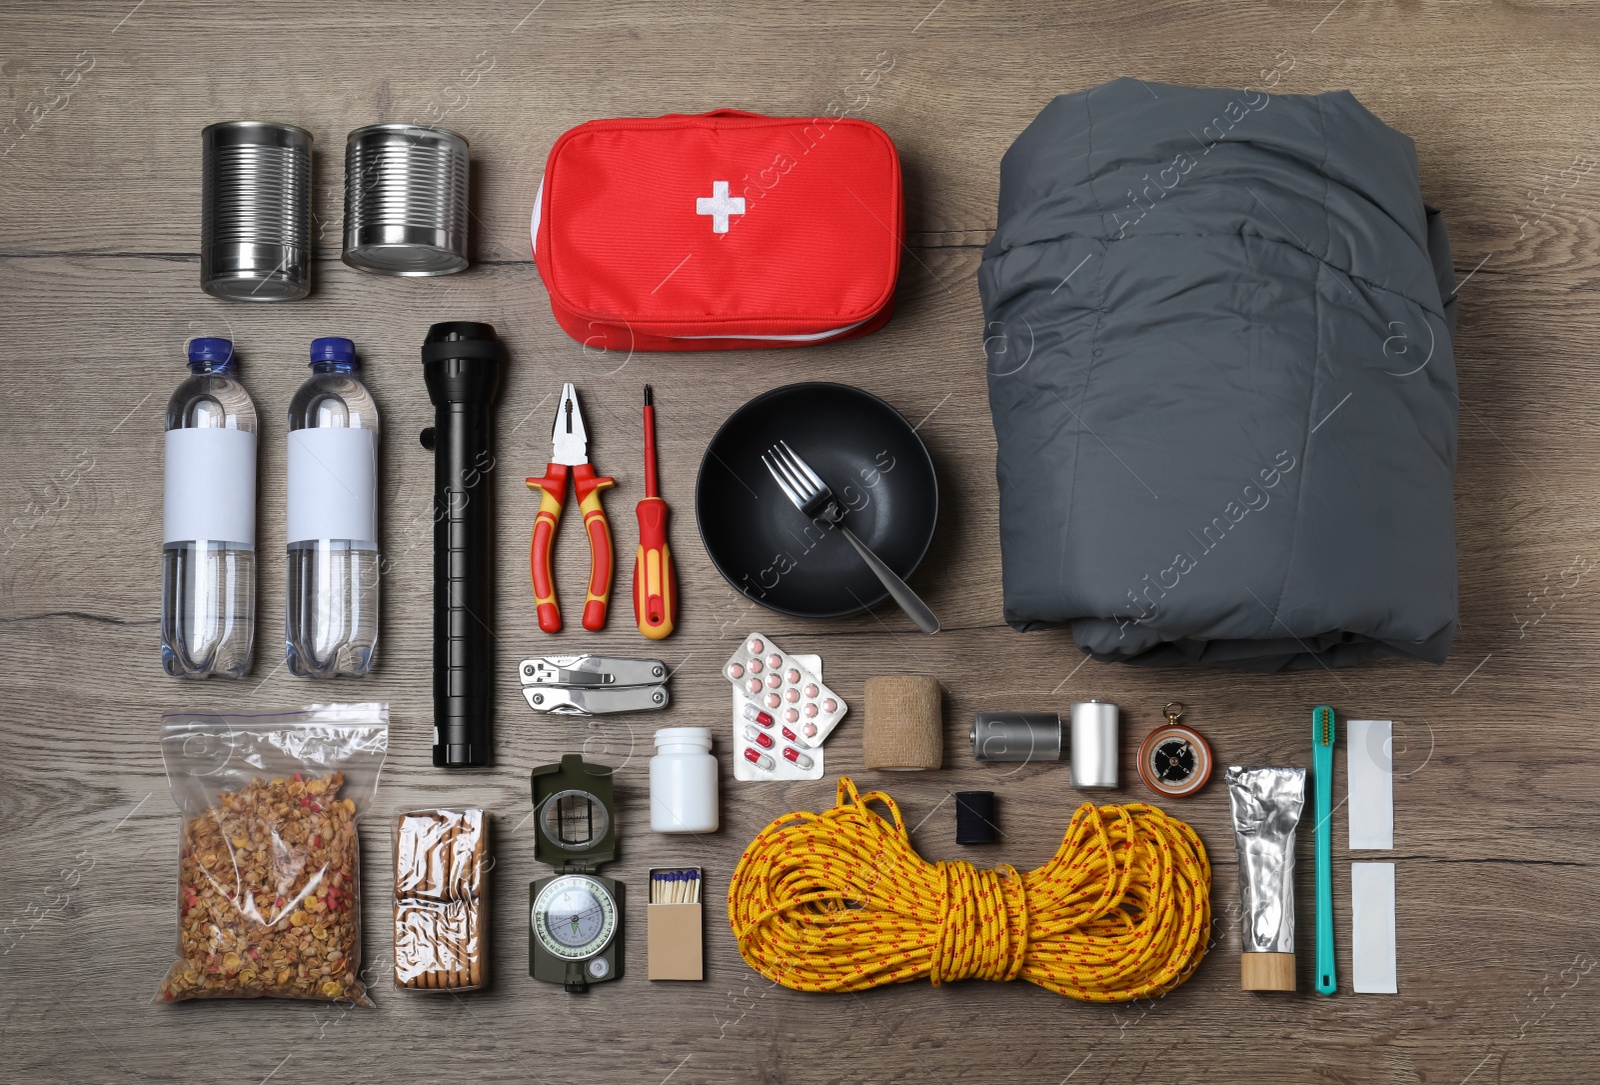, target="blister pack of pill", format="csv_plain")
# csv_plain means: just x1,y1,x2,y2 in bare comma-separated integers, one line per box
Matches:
722,633,847,749
732,652,825,782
